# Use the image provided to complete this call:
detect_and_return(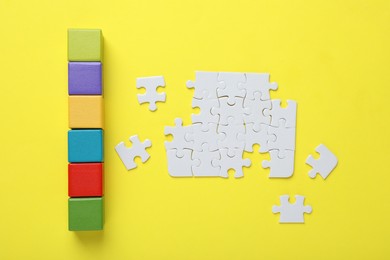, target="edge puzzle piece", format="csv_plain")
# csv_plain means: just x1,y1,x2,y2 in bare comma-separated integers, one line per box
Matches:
306,144,338,179
136,76,166,111
115,135,152,170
